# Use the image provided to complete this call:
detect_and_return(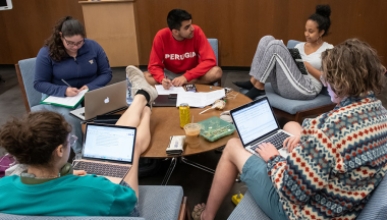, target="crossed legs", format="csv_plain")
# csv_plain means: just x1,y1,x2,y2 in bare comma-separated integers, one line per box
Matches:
117,65,159,198
117,95,151,198
144,66,222,86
